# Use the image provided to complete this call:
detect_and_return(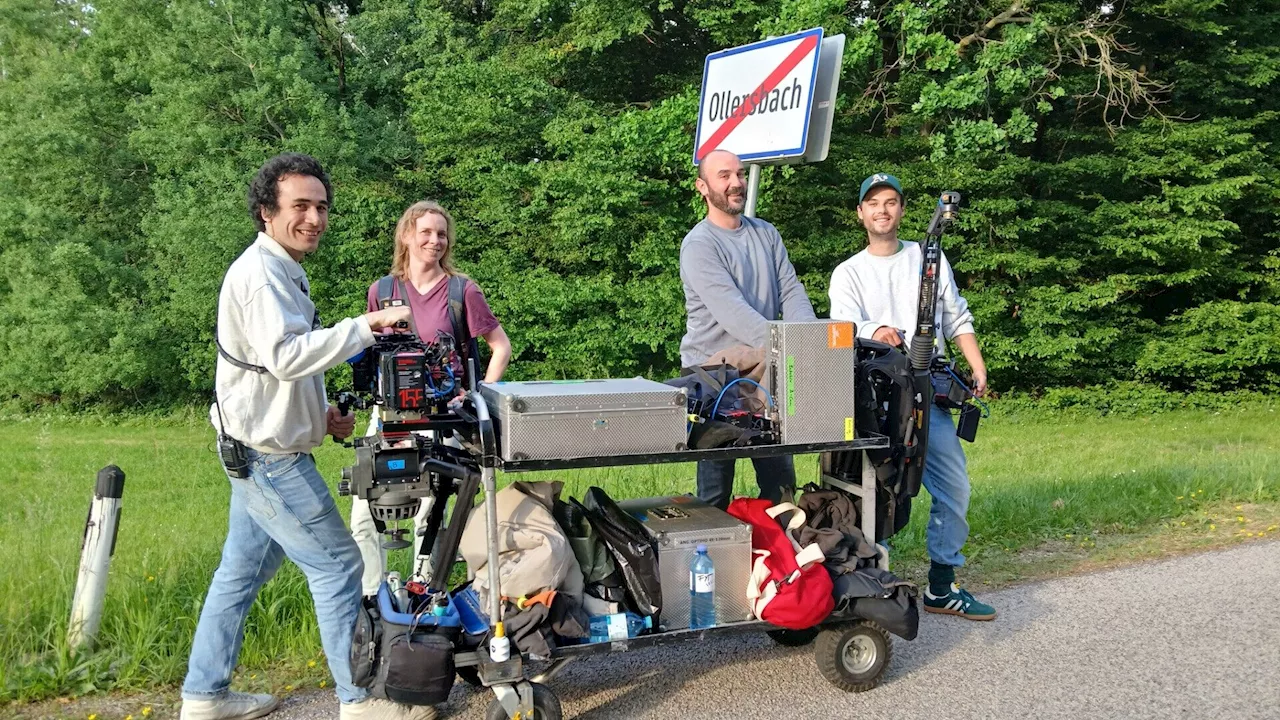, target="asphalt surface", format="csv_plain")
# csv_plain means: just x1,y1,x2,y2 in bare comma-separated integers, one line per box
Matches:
272,541,1280,720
